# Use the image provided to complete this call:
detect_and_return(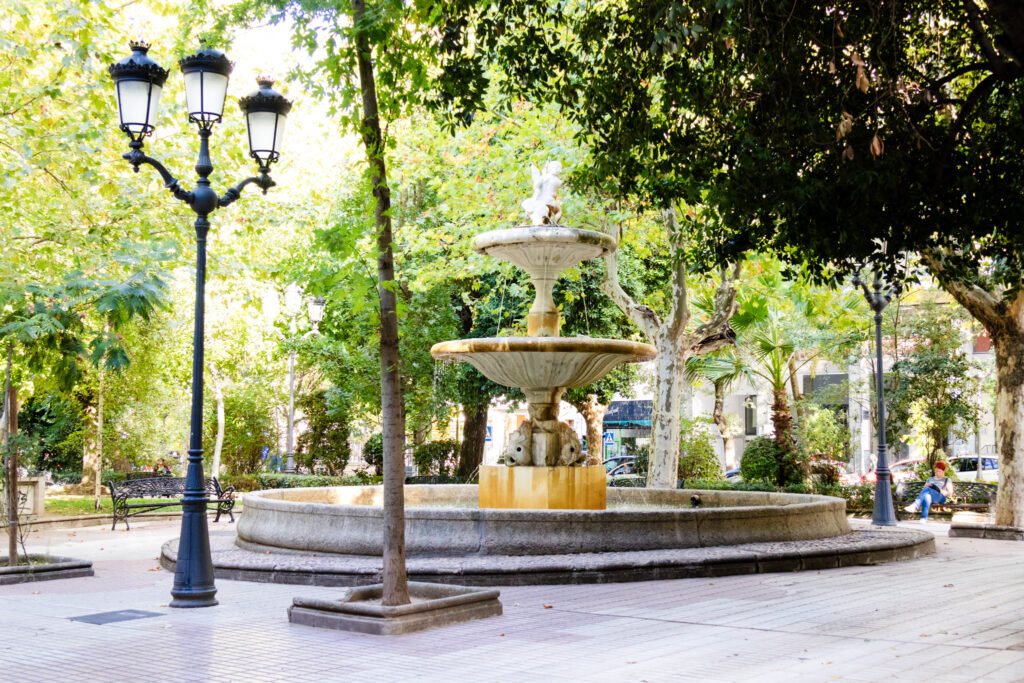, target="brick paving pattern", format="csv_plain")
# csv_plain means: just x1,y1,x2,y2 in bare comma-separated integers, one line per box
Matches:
2,519,1022,682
